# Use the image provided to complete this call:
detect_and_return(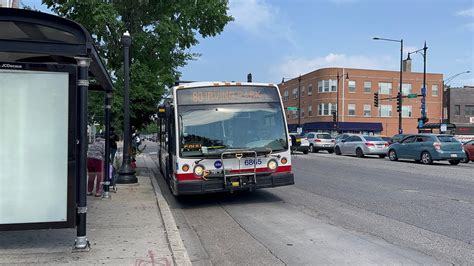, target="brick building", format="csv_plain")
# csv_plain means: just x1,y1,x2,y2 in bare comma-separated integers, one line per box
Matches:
278,67,443,136
444,86,474,141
